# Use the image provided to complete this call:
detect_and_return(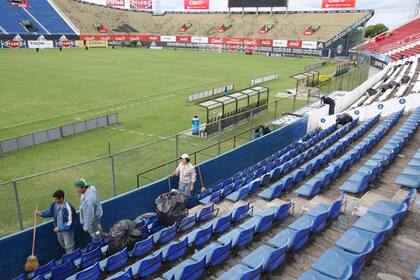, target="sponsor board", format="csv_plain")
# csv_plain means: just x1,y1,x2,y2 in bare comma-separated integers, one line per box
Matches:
27,40,54,48
108,40,130,46
322,0,356,9
191,36,208,43
184,0,209,10
302,40,317,49
176,36,192,43
287,40,302,48
85,40,108,48
107,0,124,7
160,35,177,42
272,39,287,47
1,35,25,49
130,0,152,9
